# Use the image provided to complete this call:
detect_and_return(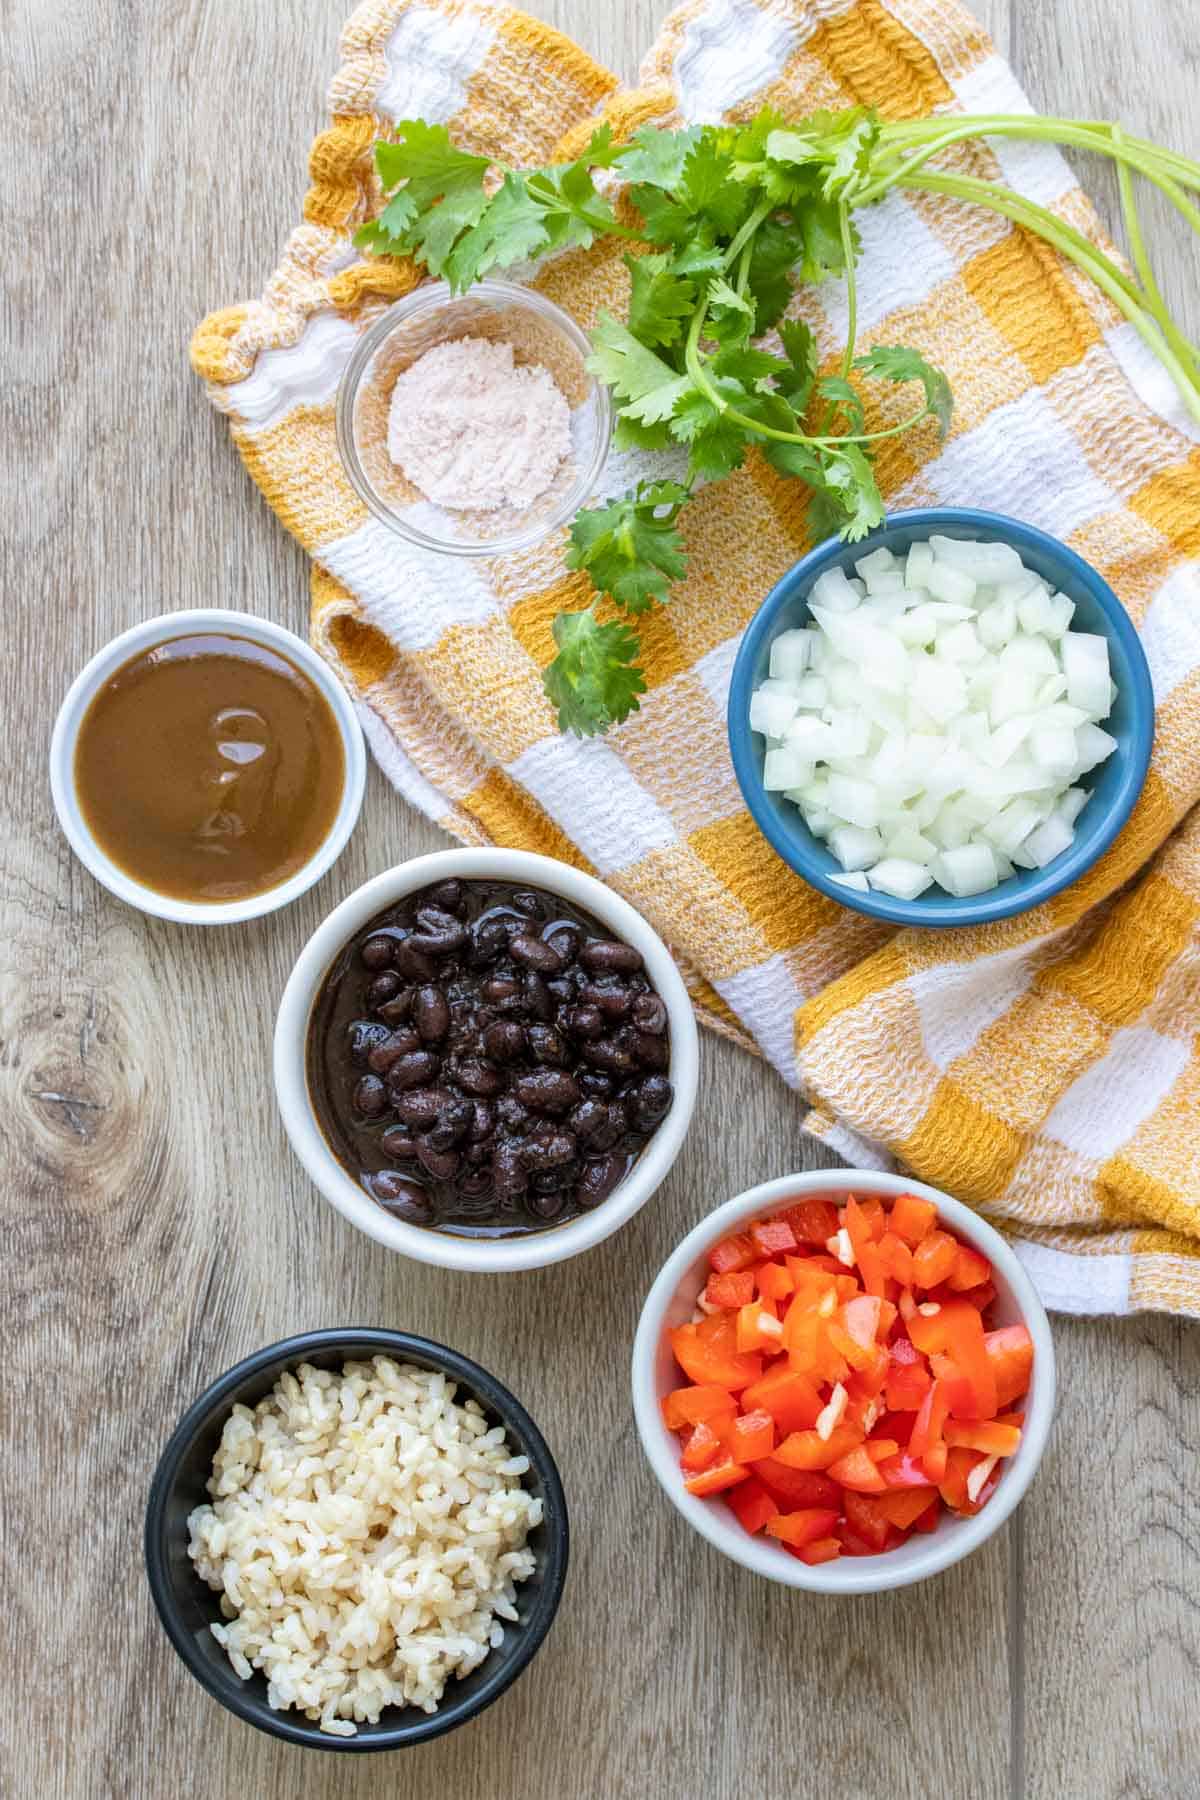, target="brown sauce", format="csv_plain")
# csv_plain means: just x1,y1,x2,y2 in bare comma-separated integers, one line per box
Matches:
73,632,345,903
